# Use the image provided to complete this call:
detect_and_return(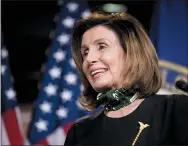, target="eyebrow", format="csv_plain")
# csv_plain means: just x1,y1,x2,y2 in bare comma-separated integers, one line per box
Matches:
81,38,110,50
